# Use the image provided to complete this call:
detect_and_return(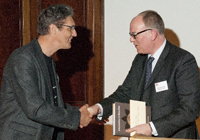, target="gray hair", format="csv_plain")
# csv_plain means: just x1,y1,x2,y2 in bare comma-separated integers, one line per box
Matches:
37,4,73,35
